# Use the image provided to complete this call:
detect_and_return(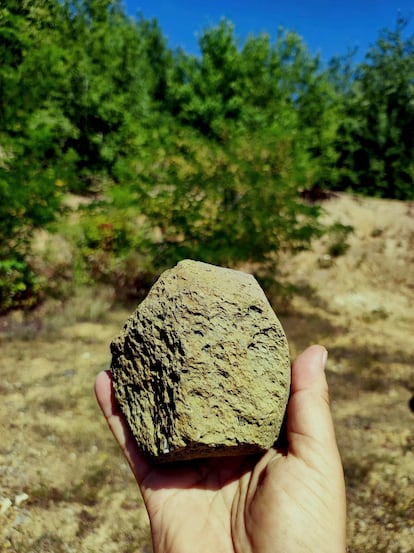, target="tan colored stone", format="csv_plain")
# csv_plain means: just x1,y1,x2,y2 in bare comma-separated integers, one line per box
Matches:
110,260,290,462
